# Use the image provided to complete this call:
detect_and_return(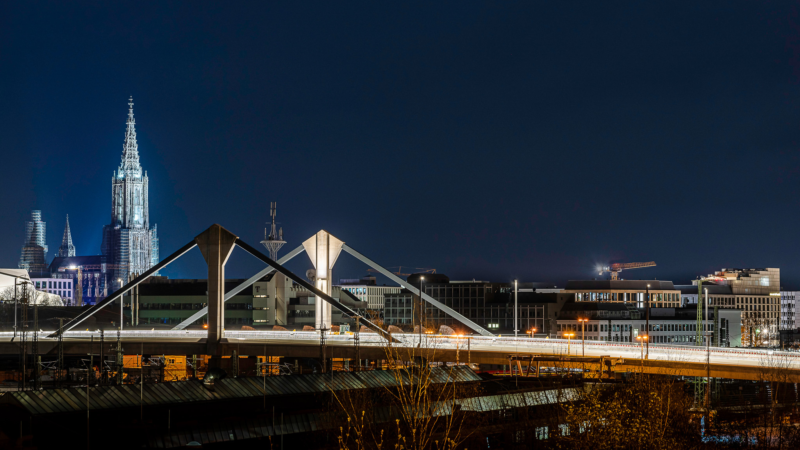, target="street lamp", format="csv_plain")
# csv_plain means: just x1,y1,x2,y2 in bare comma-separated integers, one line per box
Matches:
529,327,537,339
564,332,575,355
636,335,648,369
417,276,425,348
514,280,518,338
577,318,588,356
68,265,83,307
